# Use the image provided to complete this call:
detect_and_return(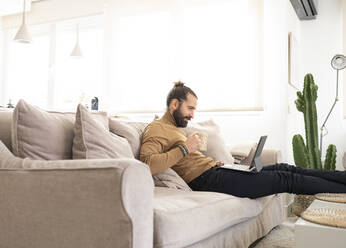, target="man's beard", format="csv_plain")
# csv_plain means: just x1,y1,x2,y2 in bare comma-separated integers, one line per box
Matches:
173,106,191,128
